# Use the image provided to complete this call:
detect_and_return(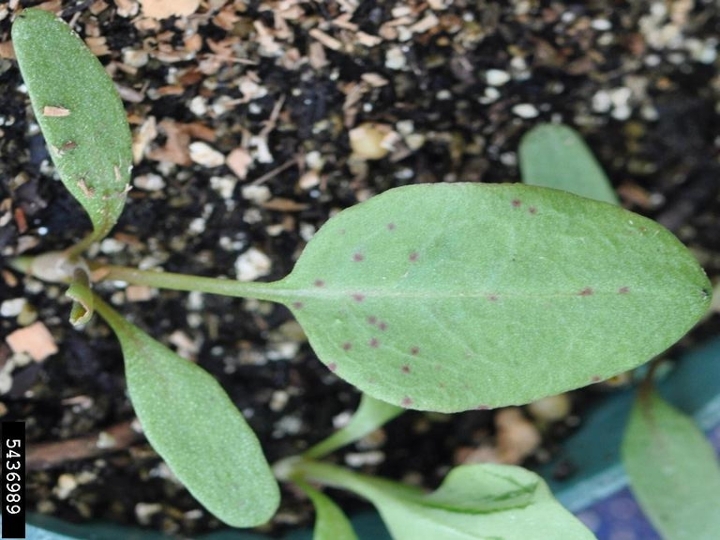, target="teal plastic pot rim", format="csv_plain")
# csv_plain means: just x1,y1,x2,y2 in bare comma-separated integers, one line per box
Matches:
543,335,720,513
